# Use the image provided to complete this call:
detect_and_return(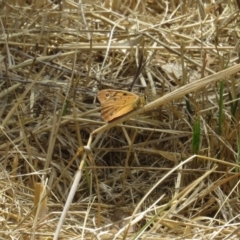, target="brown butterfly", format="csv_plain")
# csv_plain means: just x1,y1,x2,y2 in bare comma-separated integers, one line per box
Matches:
97,89,145,122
